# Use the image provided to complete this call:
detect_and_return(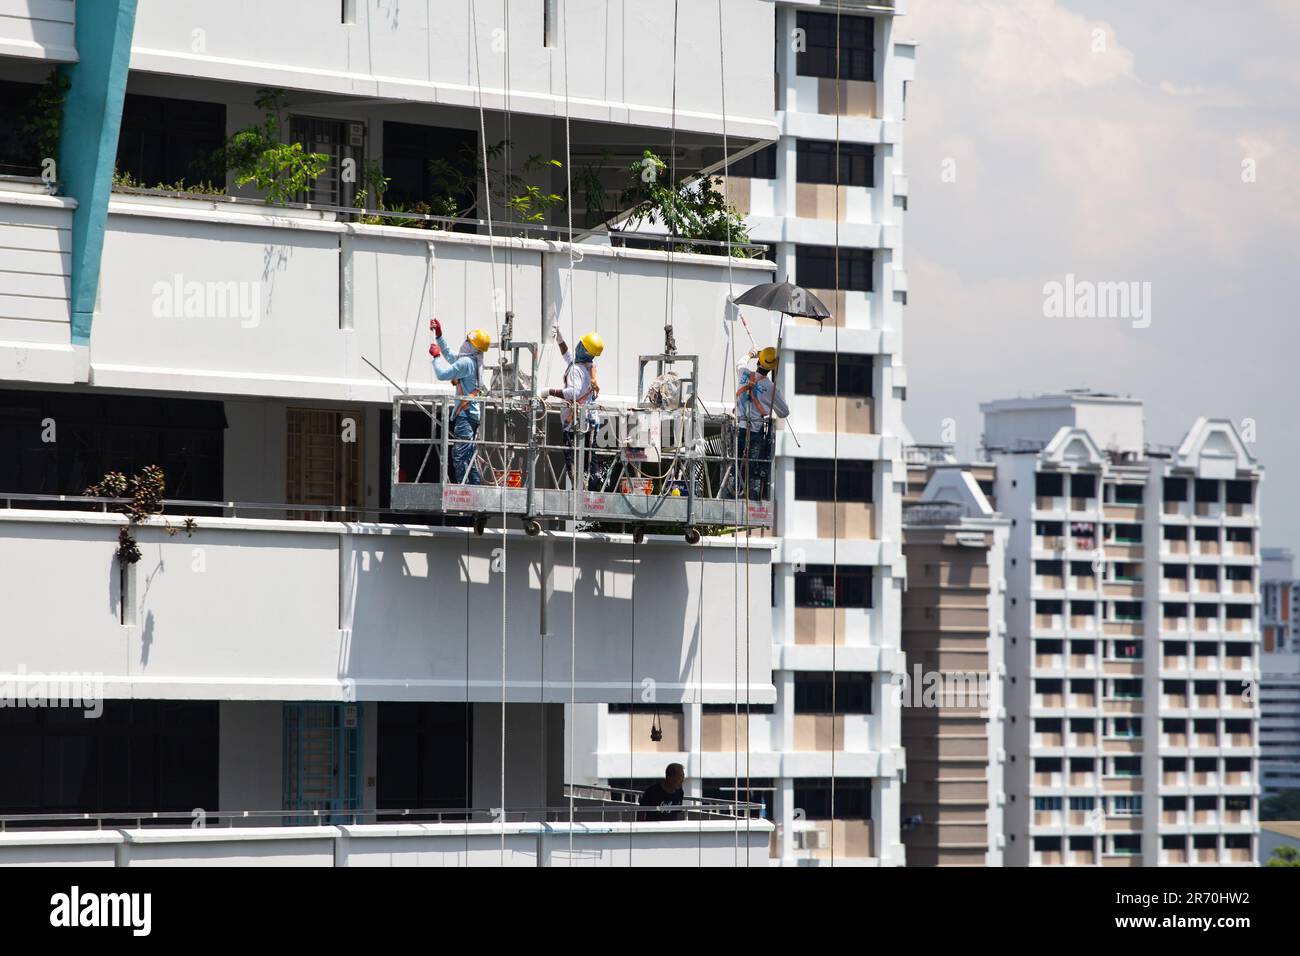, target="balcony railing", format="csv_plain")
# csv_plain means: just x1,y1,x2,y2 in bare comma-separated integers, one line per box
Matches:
0,788,771,867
